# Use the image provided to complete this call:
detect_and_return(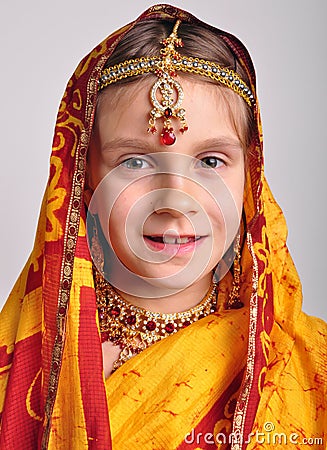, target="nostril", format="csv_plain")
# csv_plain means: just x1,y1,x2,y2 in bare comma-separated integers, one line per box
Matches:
153,188,199,217
154,206,194,218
